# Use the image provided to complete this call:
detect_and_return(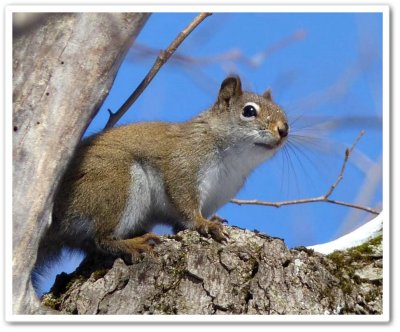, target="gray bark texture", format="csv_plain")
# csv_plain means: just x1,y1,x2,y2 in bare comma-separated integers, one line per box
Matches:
12,12,150,314
42,226,383,315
